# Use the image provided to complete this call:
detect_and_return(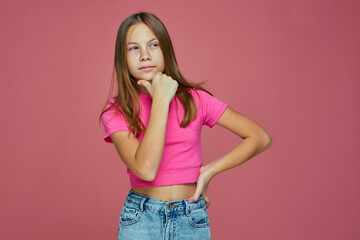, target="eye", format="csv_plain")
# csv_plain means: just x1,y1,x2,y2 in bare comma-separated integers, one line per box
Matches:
128,46,138,51
151,43,159,47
